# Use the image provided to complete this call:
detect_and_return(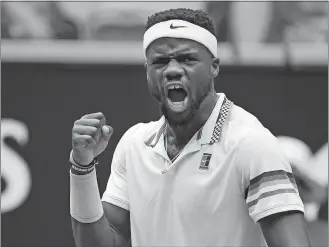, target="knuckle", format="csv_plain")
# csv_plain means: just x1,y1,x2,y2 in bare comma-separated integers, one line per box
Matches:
72,126,78,133
81,113,90,119
90,126,98,133
72,139,79,145
86,136,94,143
94,119,101,126
98,112,105,119
72,132,80,138
72,136,80,144
74,120,80,126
